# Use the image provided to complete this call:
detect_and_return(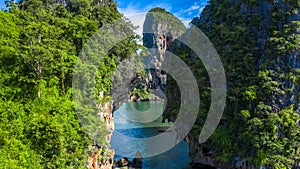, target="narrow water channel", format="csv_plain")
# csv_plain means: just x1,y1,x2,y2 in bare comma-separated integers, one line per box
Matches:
110,101,192,169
